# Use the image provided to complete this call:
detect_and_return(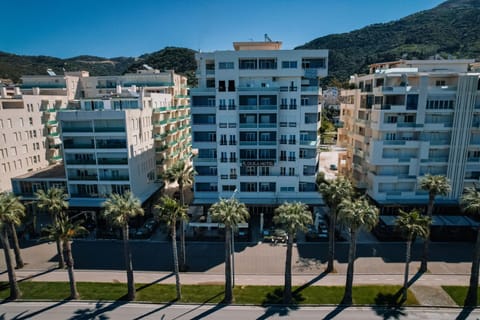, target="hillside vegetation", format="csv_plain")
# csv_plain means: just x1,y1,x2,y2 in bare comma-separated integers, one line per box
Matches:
1,0,479,86
296,0,480,83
